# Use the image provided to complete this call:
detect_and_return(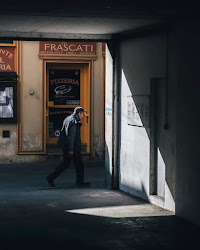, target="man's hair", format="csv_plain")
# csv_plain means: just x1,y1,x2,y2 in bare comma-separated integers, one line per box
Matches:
74,107,85,114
